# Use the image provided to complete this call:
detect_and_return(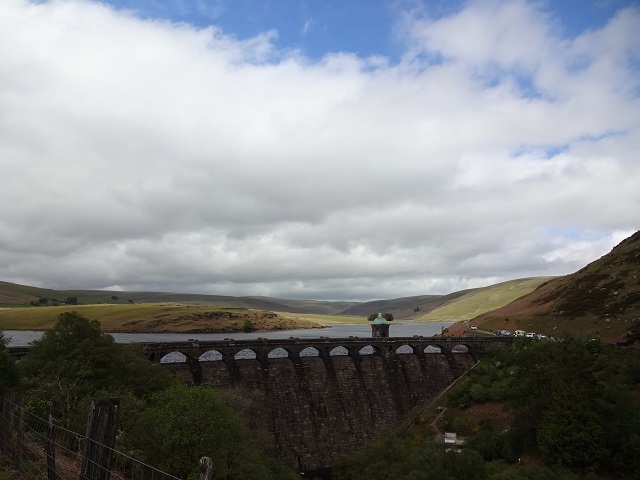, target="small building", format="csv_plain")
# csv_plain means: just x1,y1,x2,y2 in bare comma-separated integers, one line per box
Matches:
444,432,457,444
371,313,390,338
